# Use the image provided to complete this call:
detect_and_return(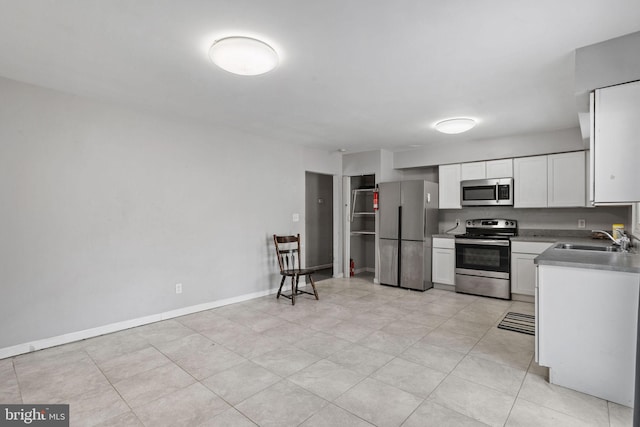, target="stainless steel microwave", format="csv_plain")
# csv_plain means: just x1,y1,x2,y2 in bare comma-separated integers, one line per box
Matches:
460,178,513,206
